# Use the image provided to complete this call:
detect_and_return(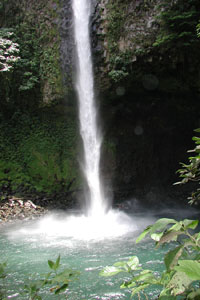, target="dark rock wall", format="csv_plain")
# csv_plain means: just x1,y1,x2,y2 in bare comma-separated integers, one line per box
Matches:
91,0,200,201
